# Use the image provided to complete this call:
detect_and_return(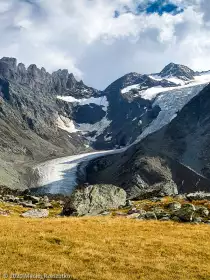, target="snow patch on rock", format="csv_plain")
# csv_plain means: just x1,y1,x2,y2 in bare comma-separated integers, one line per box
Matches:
56,115,78,133
78,117,112,142
57,95,109,112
